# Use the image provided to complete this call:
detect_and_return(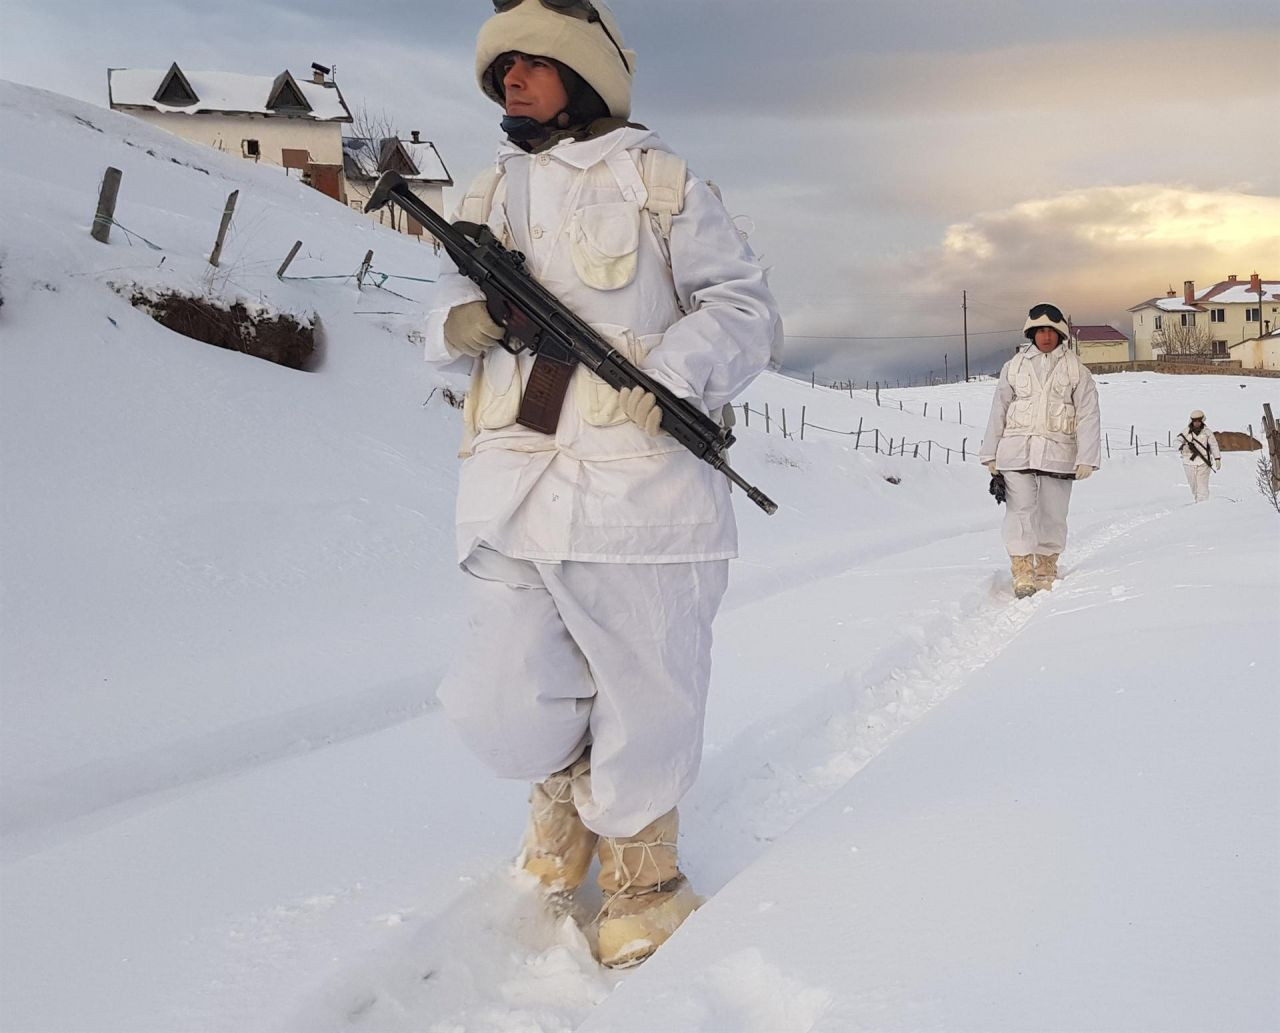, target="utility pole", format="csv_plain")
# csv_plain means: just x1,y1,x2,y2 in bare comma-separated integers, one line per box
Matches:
963,290,970,381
